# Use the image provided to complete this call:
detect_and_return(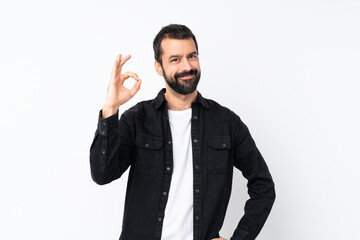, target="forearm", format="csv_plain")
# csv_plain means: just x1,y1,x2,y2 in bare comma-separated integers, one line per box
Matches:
89,109,132,185
230,178,275,240
102,104,120,118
